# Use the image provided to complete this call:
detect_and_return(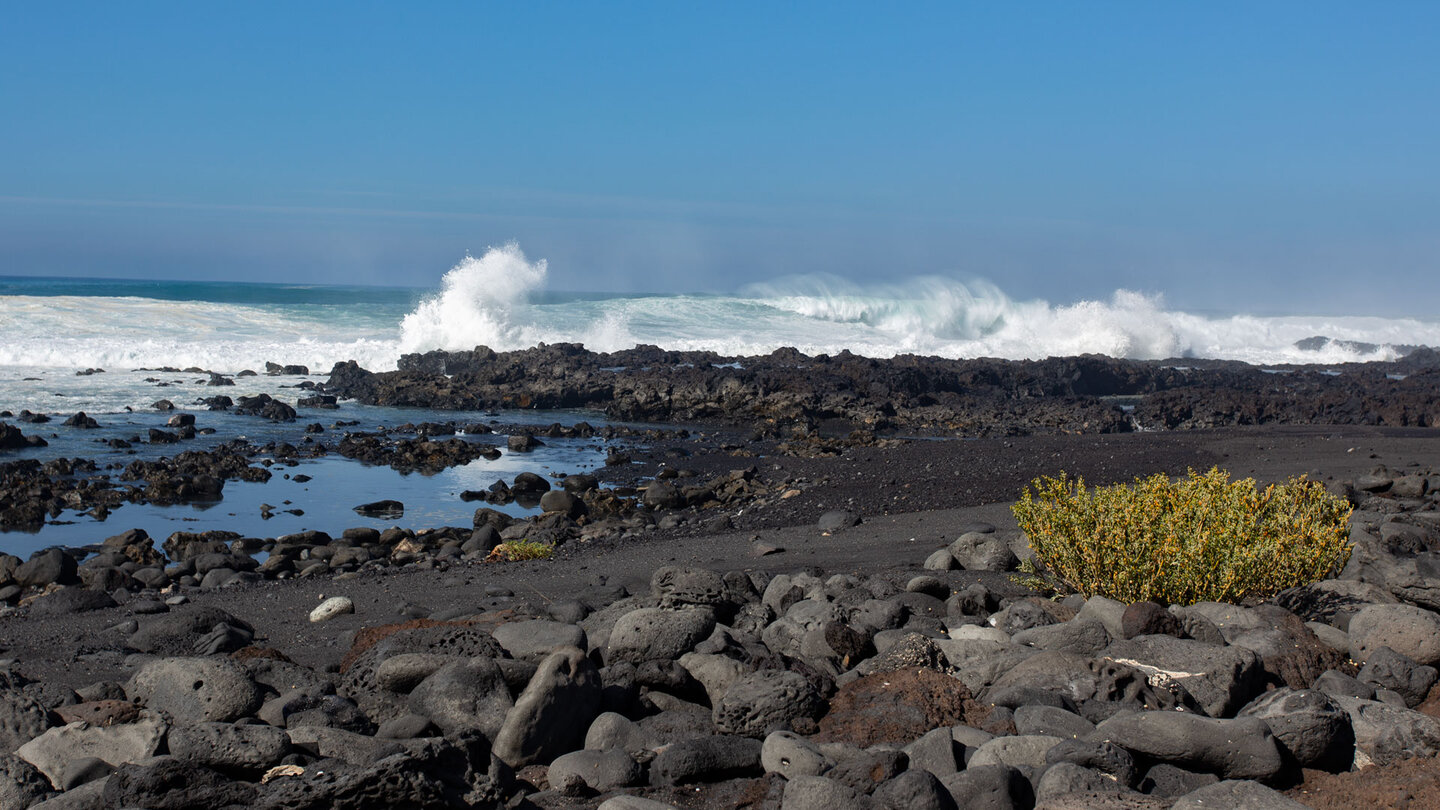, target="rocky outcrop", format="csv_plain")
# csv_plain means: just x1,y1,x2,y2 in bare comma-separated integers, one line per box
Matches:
321,345,1440,435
